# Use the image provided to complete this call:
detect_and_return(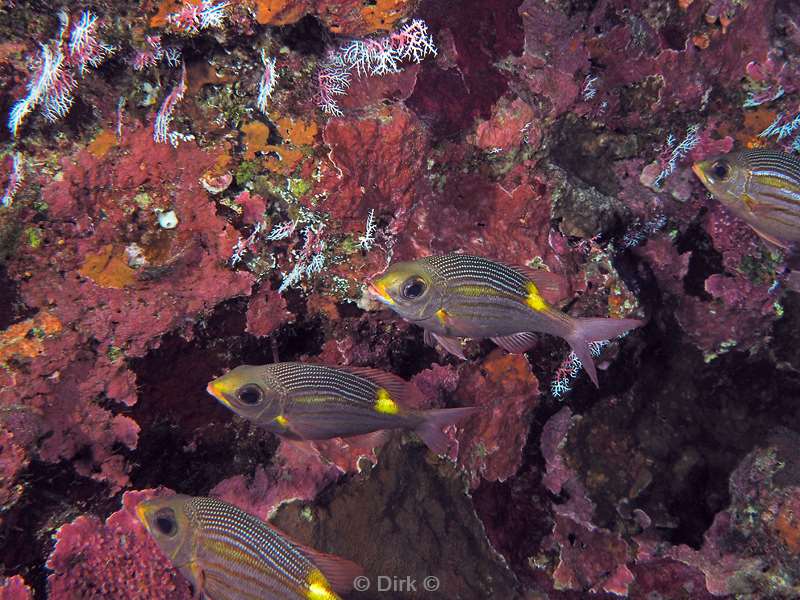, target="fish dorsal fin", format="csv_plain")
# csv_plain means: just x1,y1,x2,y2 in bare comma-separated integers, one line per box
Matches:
337,366,422,407
491,332,538,354
298,547,364,594
271,528,364,595
508,264,569,304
